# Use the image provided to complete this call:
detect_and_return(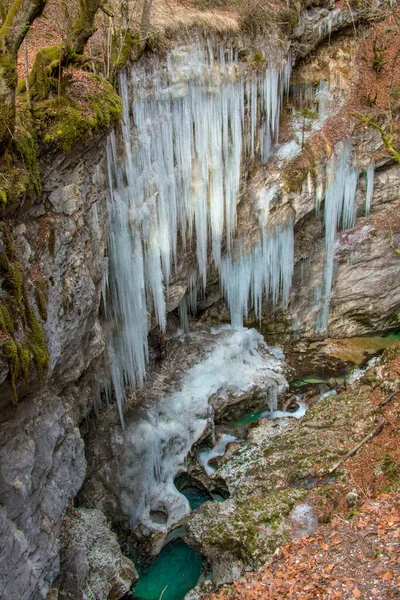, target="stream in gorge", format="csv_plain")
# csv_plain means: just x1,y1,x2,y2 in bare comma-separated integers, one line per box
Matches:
130,539,203,600
120,328,400,600
126,391,309,600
